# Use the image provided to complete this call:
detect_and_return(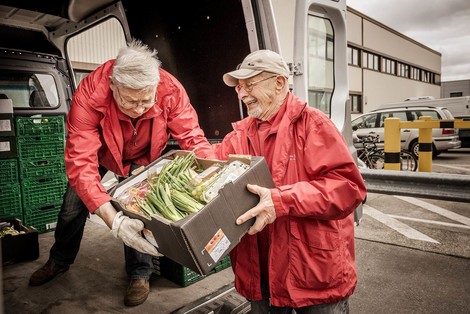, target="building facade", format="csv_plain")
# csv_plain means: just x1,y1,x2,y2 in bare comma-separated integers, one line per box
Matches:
346,7,441,118
441,80,470,98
